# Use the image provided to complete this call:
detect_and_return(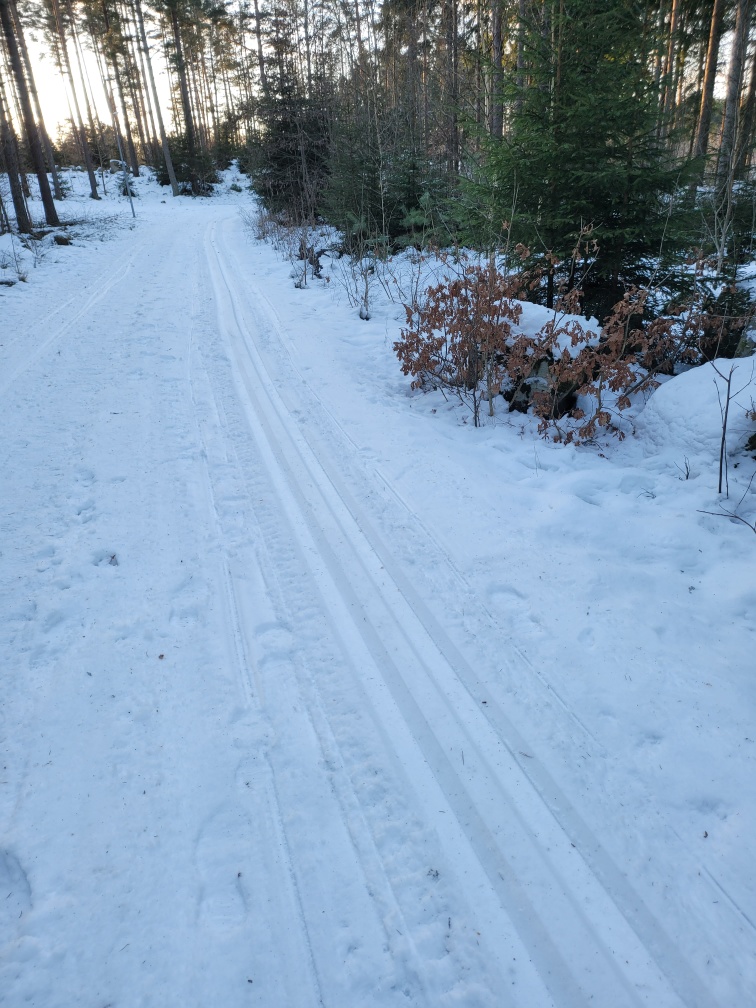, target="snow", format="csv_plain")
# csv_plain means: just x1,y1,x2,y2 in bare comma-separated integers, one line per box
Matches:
638,358,756,458
1,169,755,1007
